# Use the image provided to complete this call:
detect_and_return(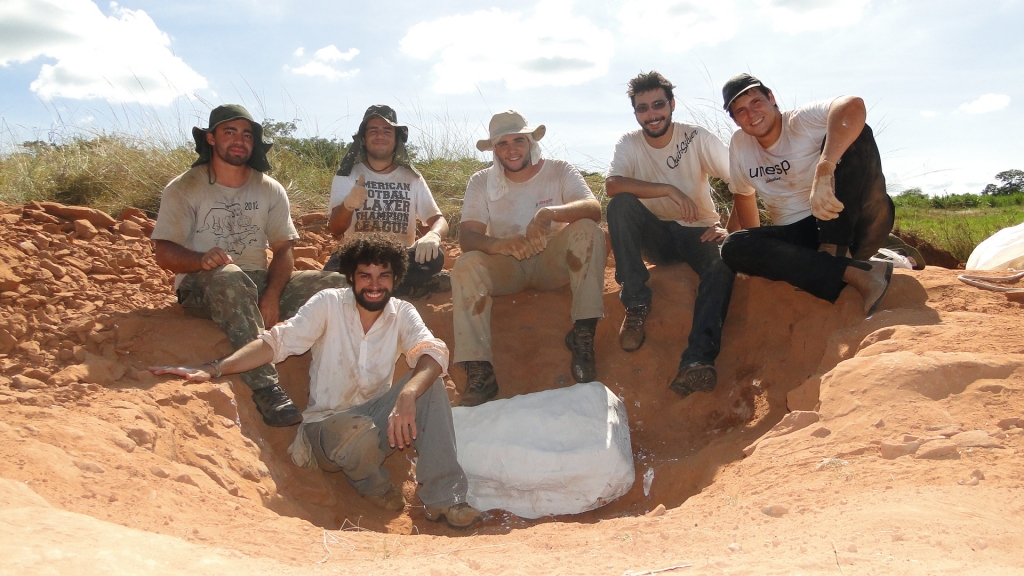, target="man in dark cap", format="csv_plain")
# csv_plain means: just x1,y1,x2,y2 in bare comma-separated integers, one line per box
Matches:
719,74,895,315
152,104,345,427
325,105,450,300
